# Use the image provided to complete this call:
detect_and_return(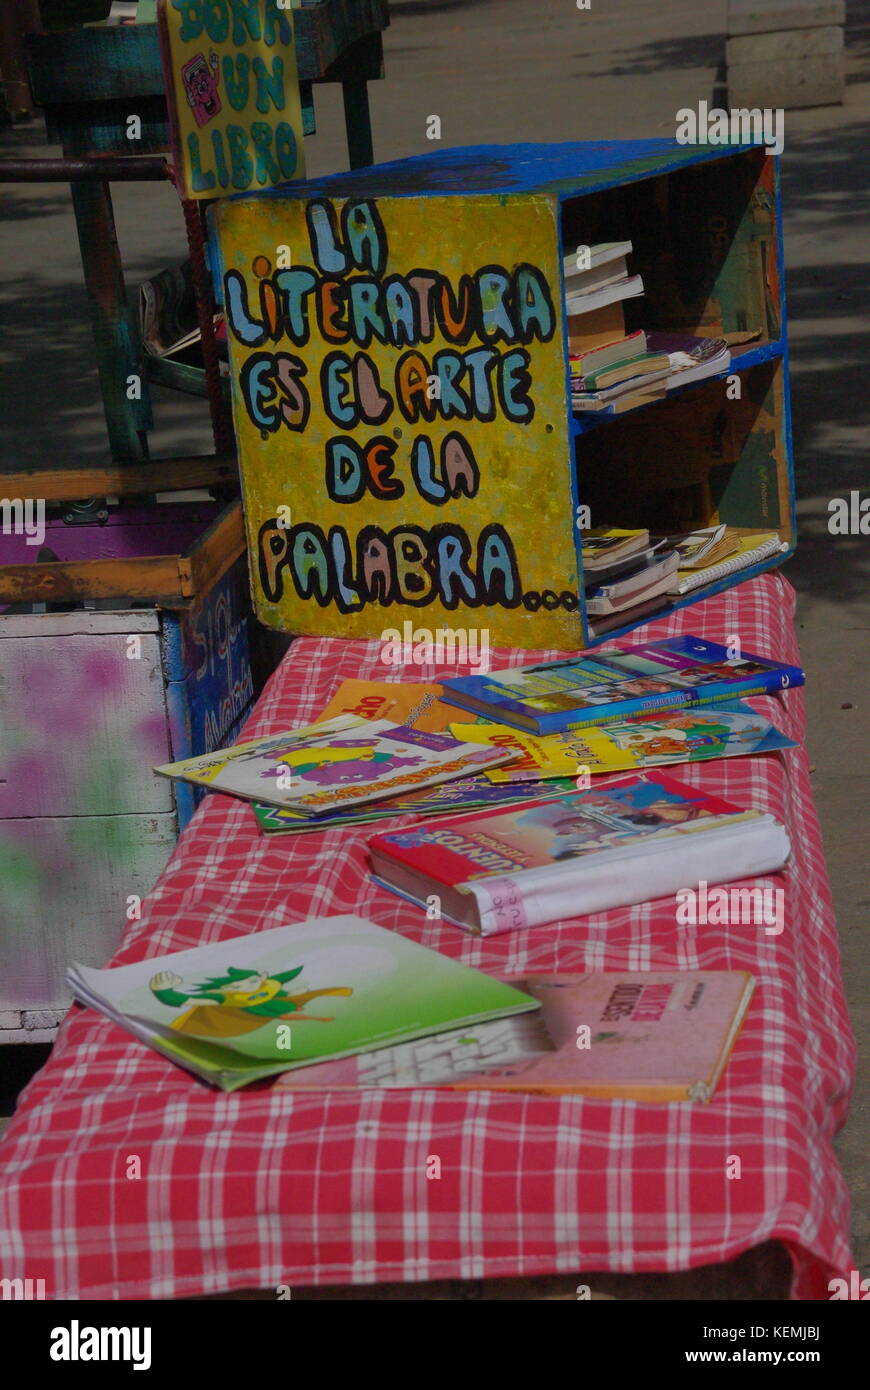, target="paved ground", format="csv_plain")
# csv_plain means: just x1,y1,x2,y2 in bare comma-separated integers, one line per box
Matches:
1,0,867,1288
